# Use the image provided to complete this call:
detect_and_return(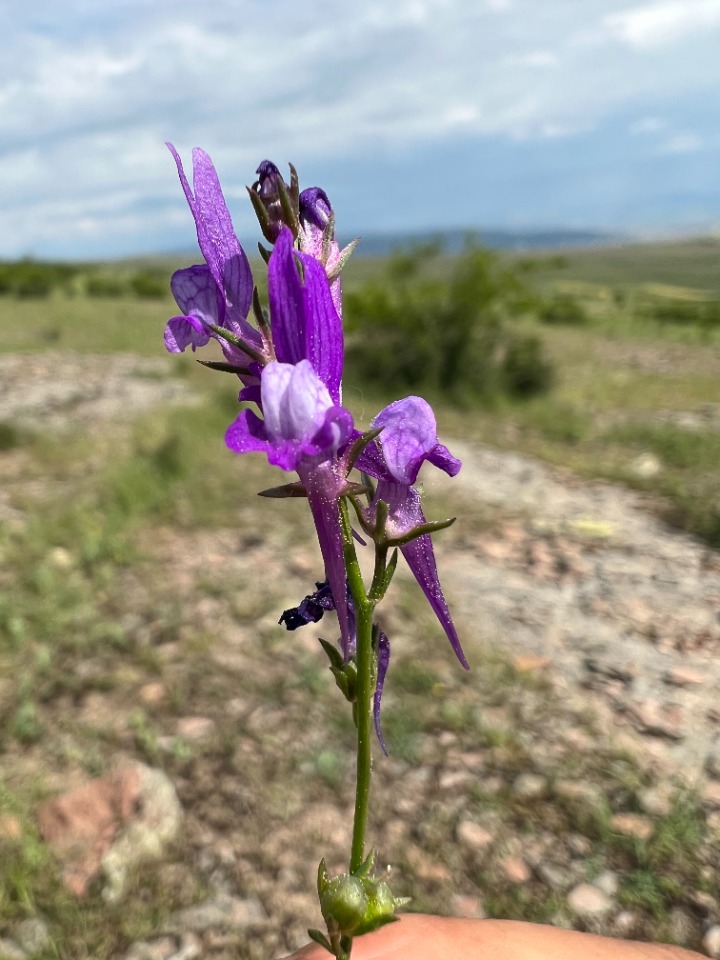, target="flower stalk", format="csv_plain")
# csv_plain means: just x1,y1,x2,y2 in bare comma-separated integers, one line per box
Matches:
163,144,466,959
